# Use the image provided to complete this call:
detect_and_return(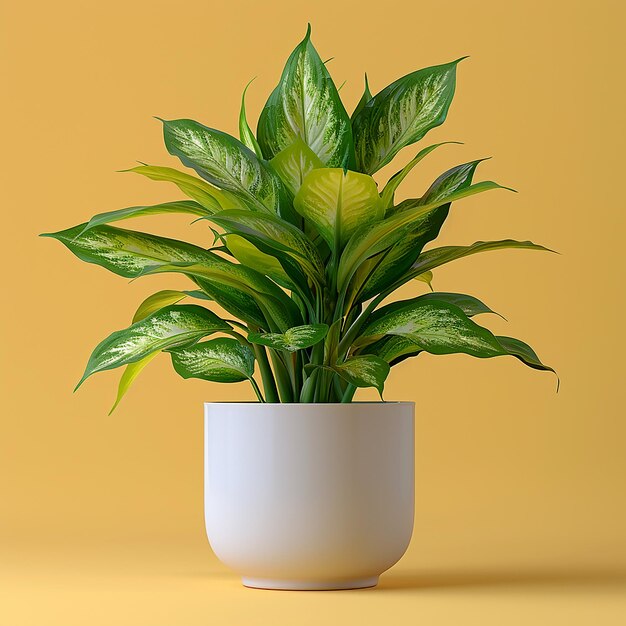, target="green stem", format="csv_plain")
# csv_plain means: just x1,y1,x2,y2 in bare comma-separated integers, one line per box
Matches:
336,293,385,360
270,351,294,403
333,375,346,401
341,384,357,403
248,377,265,403
252,344,280,403
300,368,319,403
